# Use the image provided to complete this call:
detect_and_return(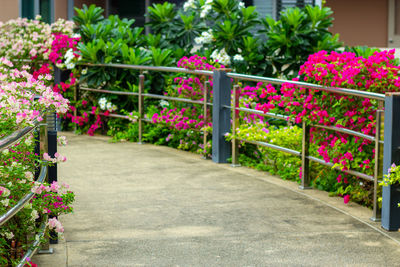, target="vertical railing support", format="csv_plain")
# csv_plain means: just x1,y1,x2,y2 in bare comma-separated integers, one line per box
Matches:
138,73,145,144
300,121,311,189
371,109,382,222
38,114,53,254
382,93,400,231
203,81,209,158
47,113,58,243
74,83,79,132
231,84,240,167
212,69,231,163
